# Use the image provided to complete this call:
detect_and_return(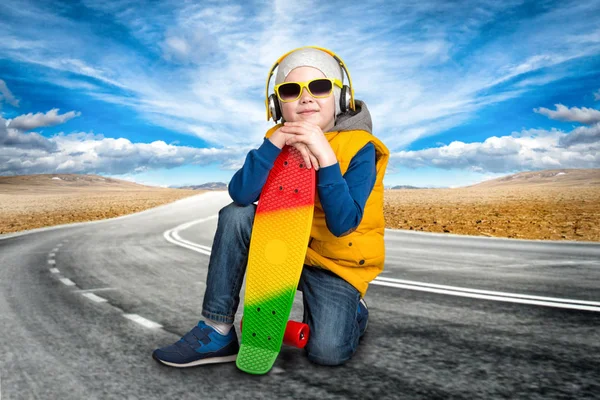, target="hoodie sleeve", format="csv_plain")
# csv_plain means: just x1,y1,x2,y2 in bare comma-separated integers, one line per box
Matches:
316,142,377,237
228,138,282,206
